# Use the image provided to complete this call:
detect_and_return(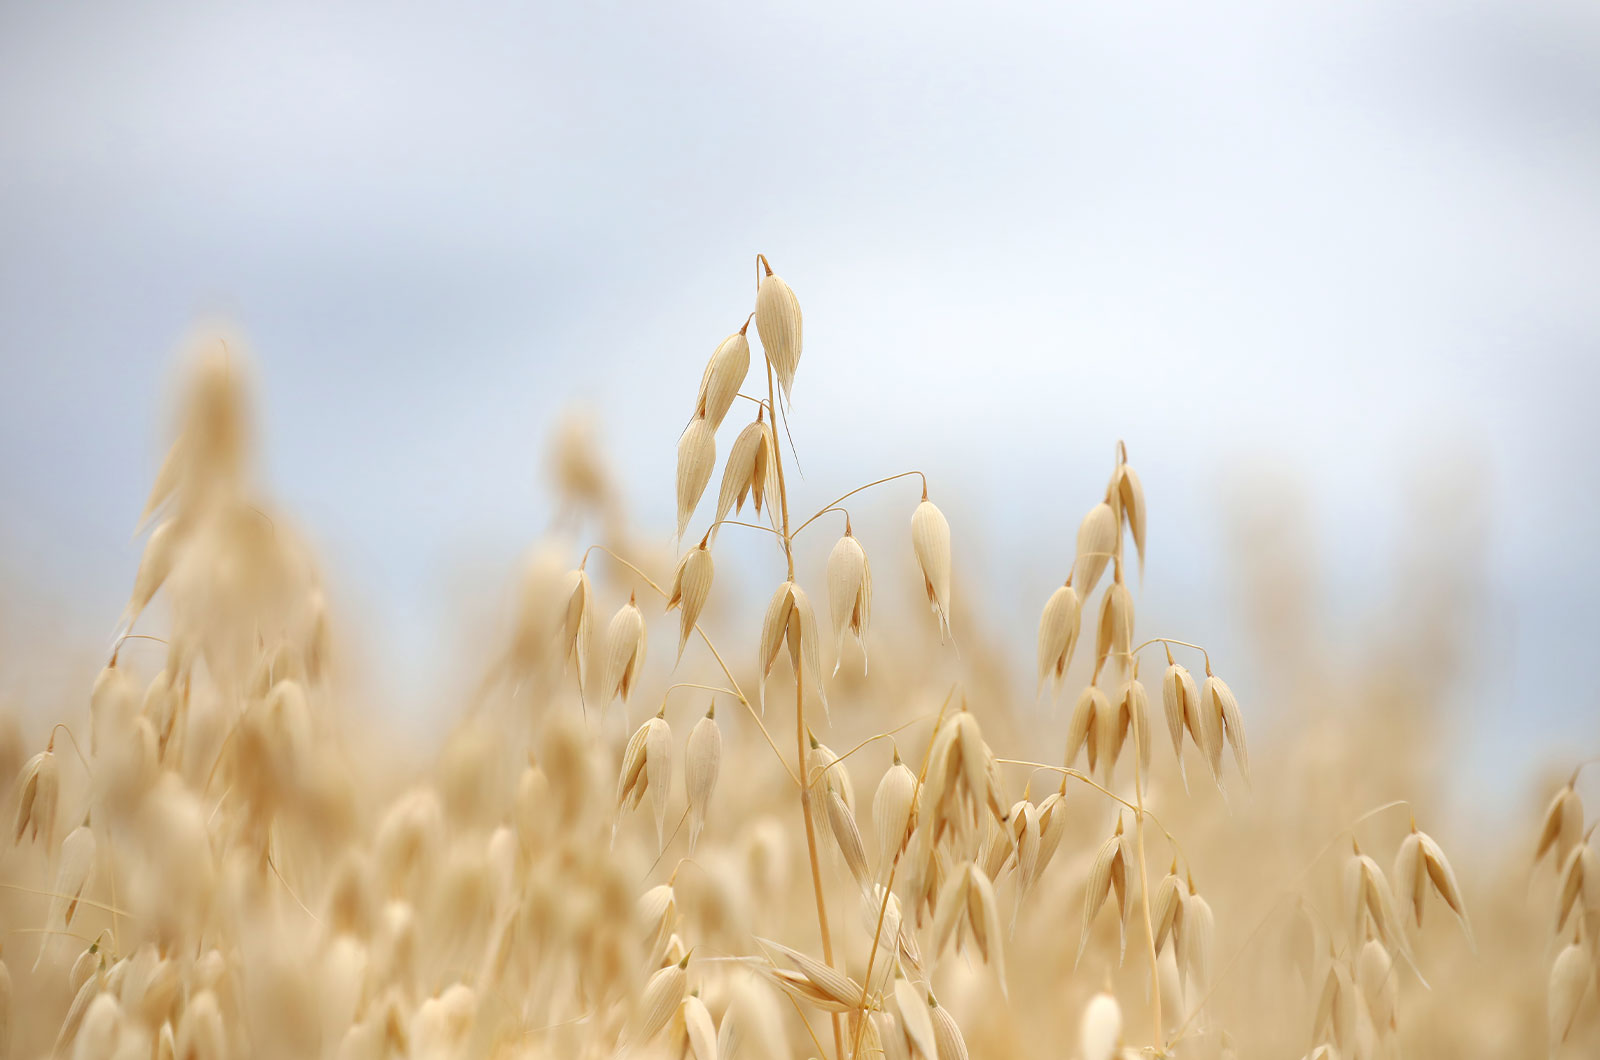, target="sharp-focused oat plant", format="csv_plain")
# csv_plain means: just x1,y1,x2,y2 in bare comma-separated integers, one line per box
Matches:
0,262,1586,1060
